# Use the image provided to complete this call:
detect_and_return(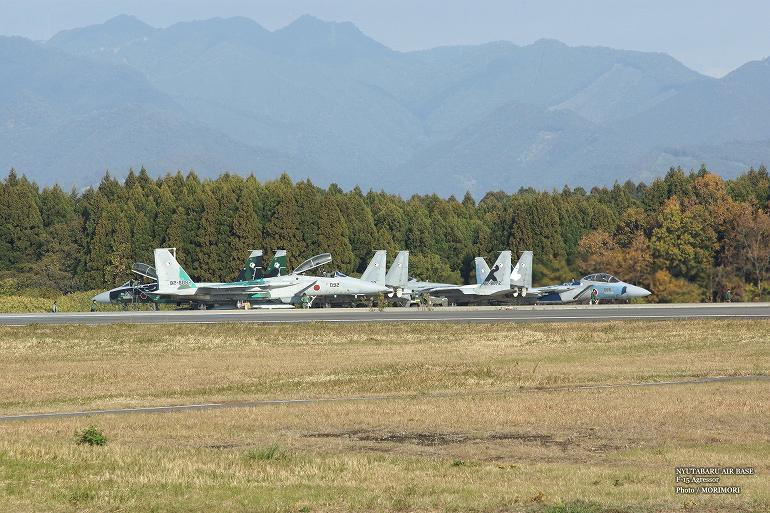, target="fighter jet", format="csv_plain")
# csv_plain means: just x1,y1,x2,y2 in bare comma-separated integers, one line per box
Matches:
424,251,514,305
324,250,387,284
530,273,651,304
244,251,393,306
92,249,284,308
475,253,651,303
474,251,532,297
307,250,388,307
152,248,390,308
